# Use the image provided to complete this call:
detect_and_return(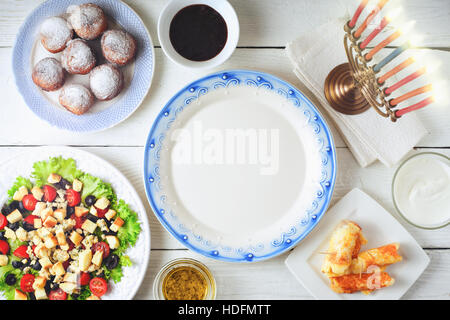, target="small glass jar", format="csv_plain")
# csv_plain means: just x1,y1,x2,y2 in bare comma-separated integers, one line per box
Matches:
153,258,216,300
